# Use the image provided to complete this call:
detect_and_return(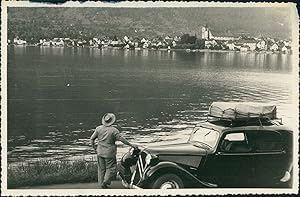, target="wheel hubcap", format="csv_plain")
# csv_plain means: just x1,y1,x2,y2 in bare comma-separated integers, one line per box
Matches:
160,181,179,189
